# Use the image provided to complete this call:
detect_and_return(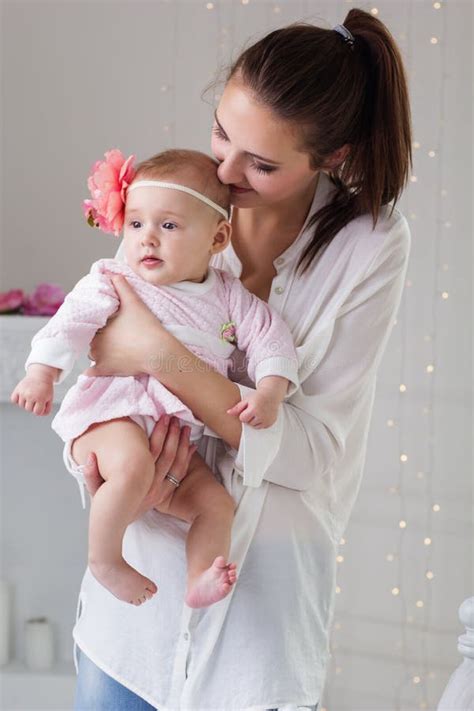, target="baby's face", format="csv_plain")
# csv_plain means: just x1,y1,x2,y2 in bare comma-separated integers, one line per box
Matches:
122,185,223,285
